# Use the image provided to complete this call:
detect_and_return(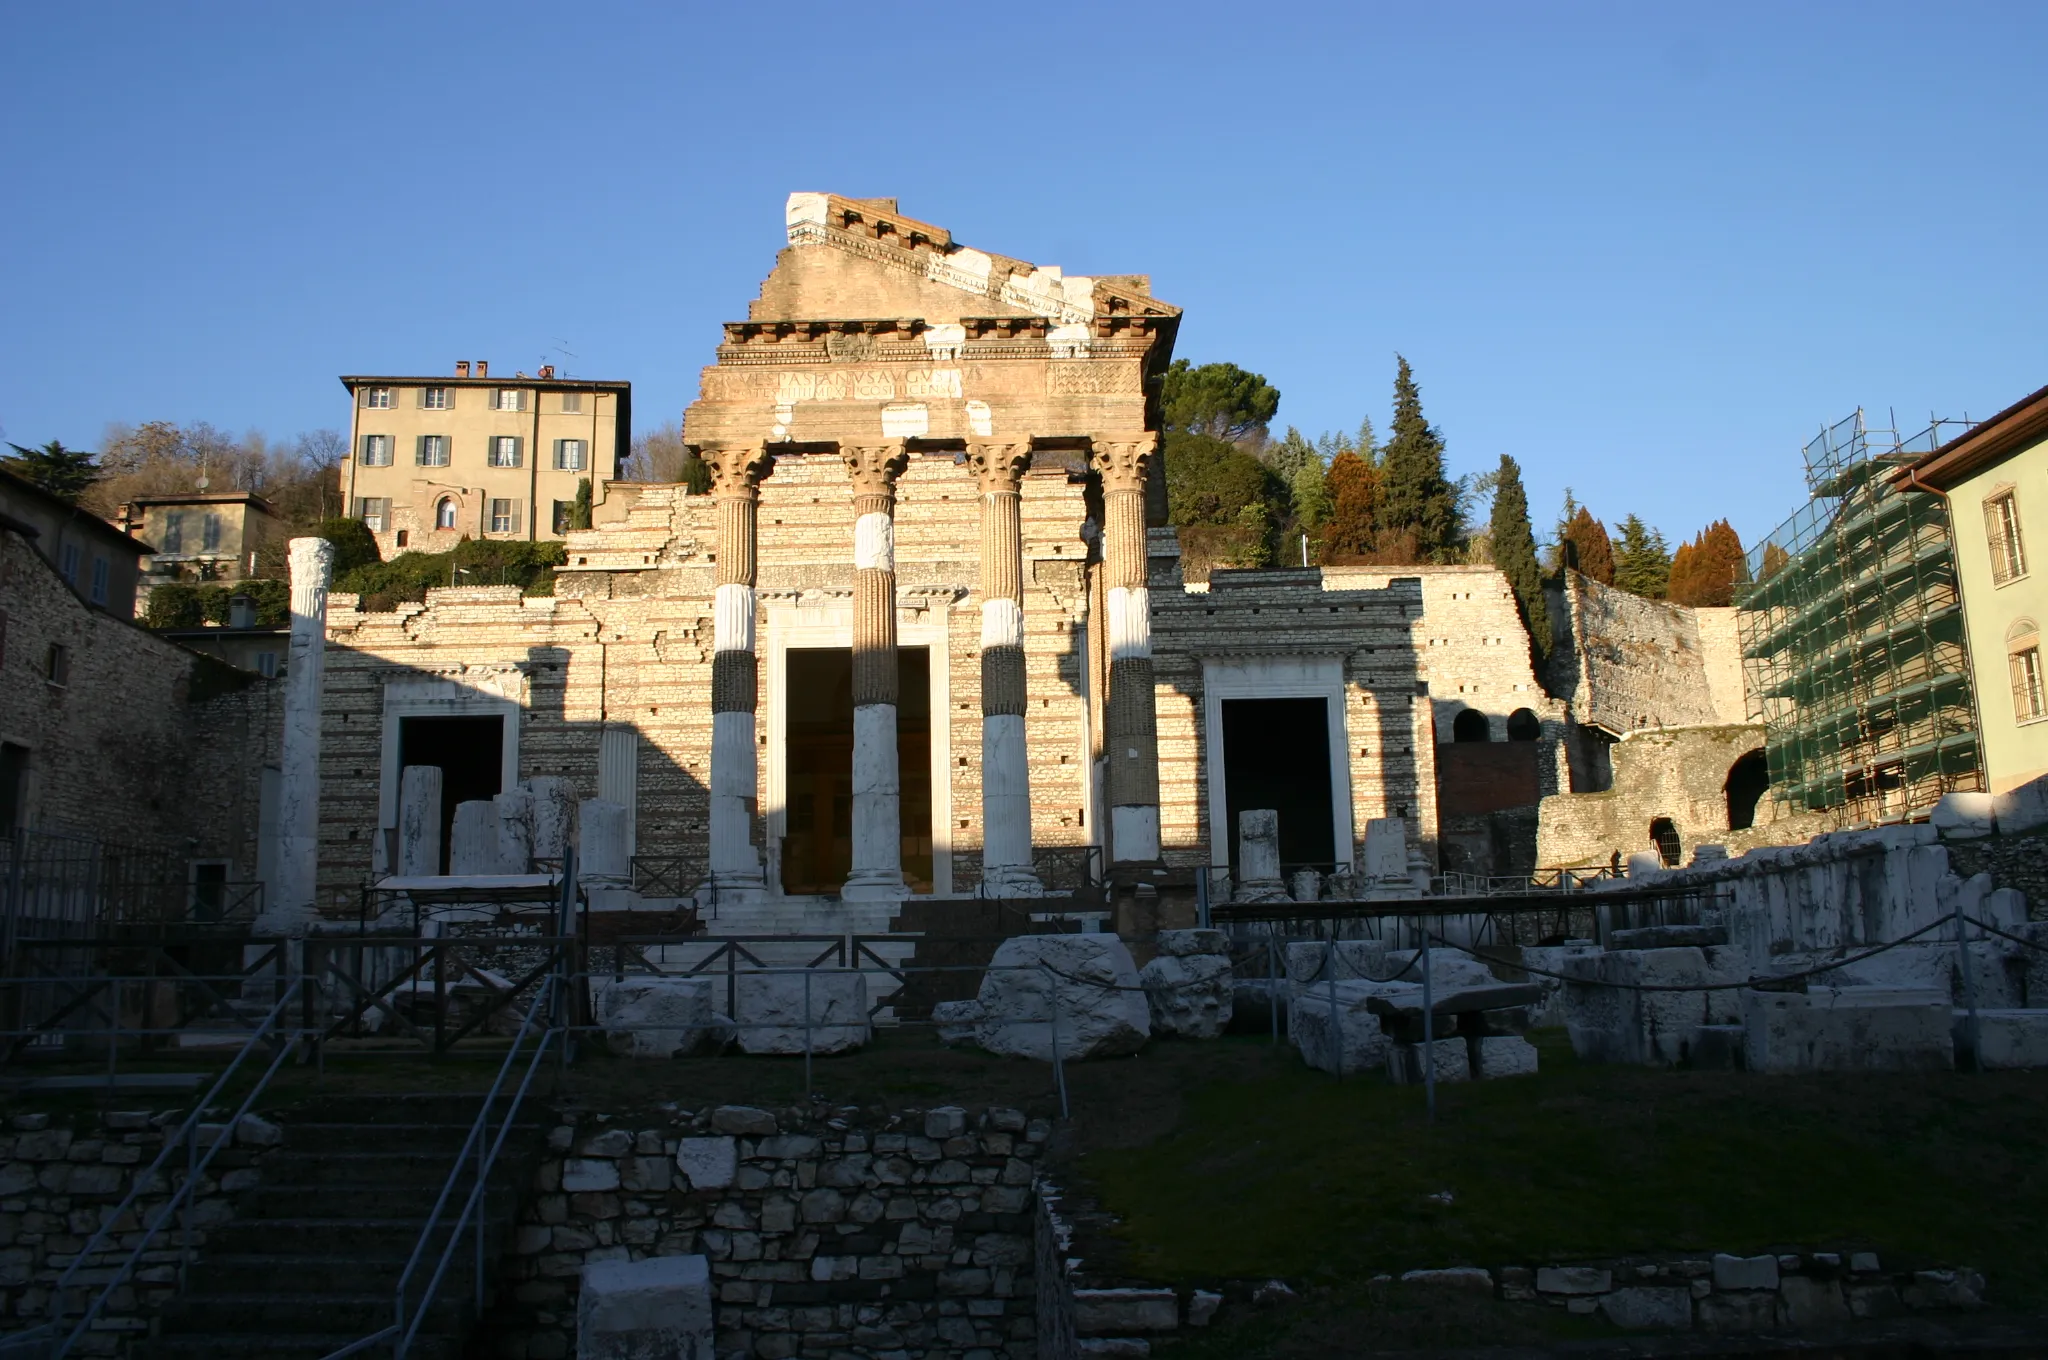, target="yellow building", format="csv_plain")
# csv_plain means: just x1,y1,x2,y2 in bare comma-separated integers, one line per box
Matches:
1895,381,2048,793
339,361,631,556
116,491,280,585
